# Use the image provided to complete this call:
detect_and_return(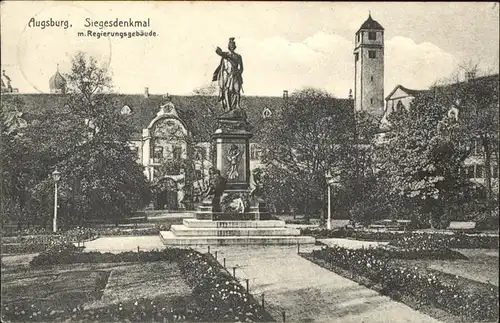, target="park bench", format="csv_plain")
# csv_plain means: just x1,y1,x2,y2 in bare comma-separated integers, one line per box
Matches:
448,221,477,233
